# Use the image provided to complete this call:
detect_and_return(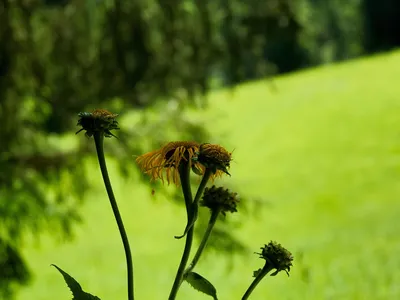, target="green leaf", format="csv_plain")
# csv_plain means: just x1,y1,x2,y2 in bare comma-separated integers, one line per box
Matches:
185,271,218,300
51,264,101,300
